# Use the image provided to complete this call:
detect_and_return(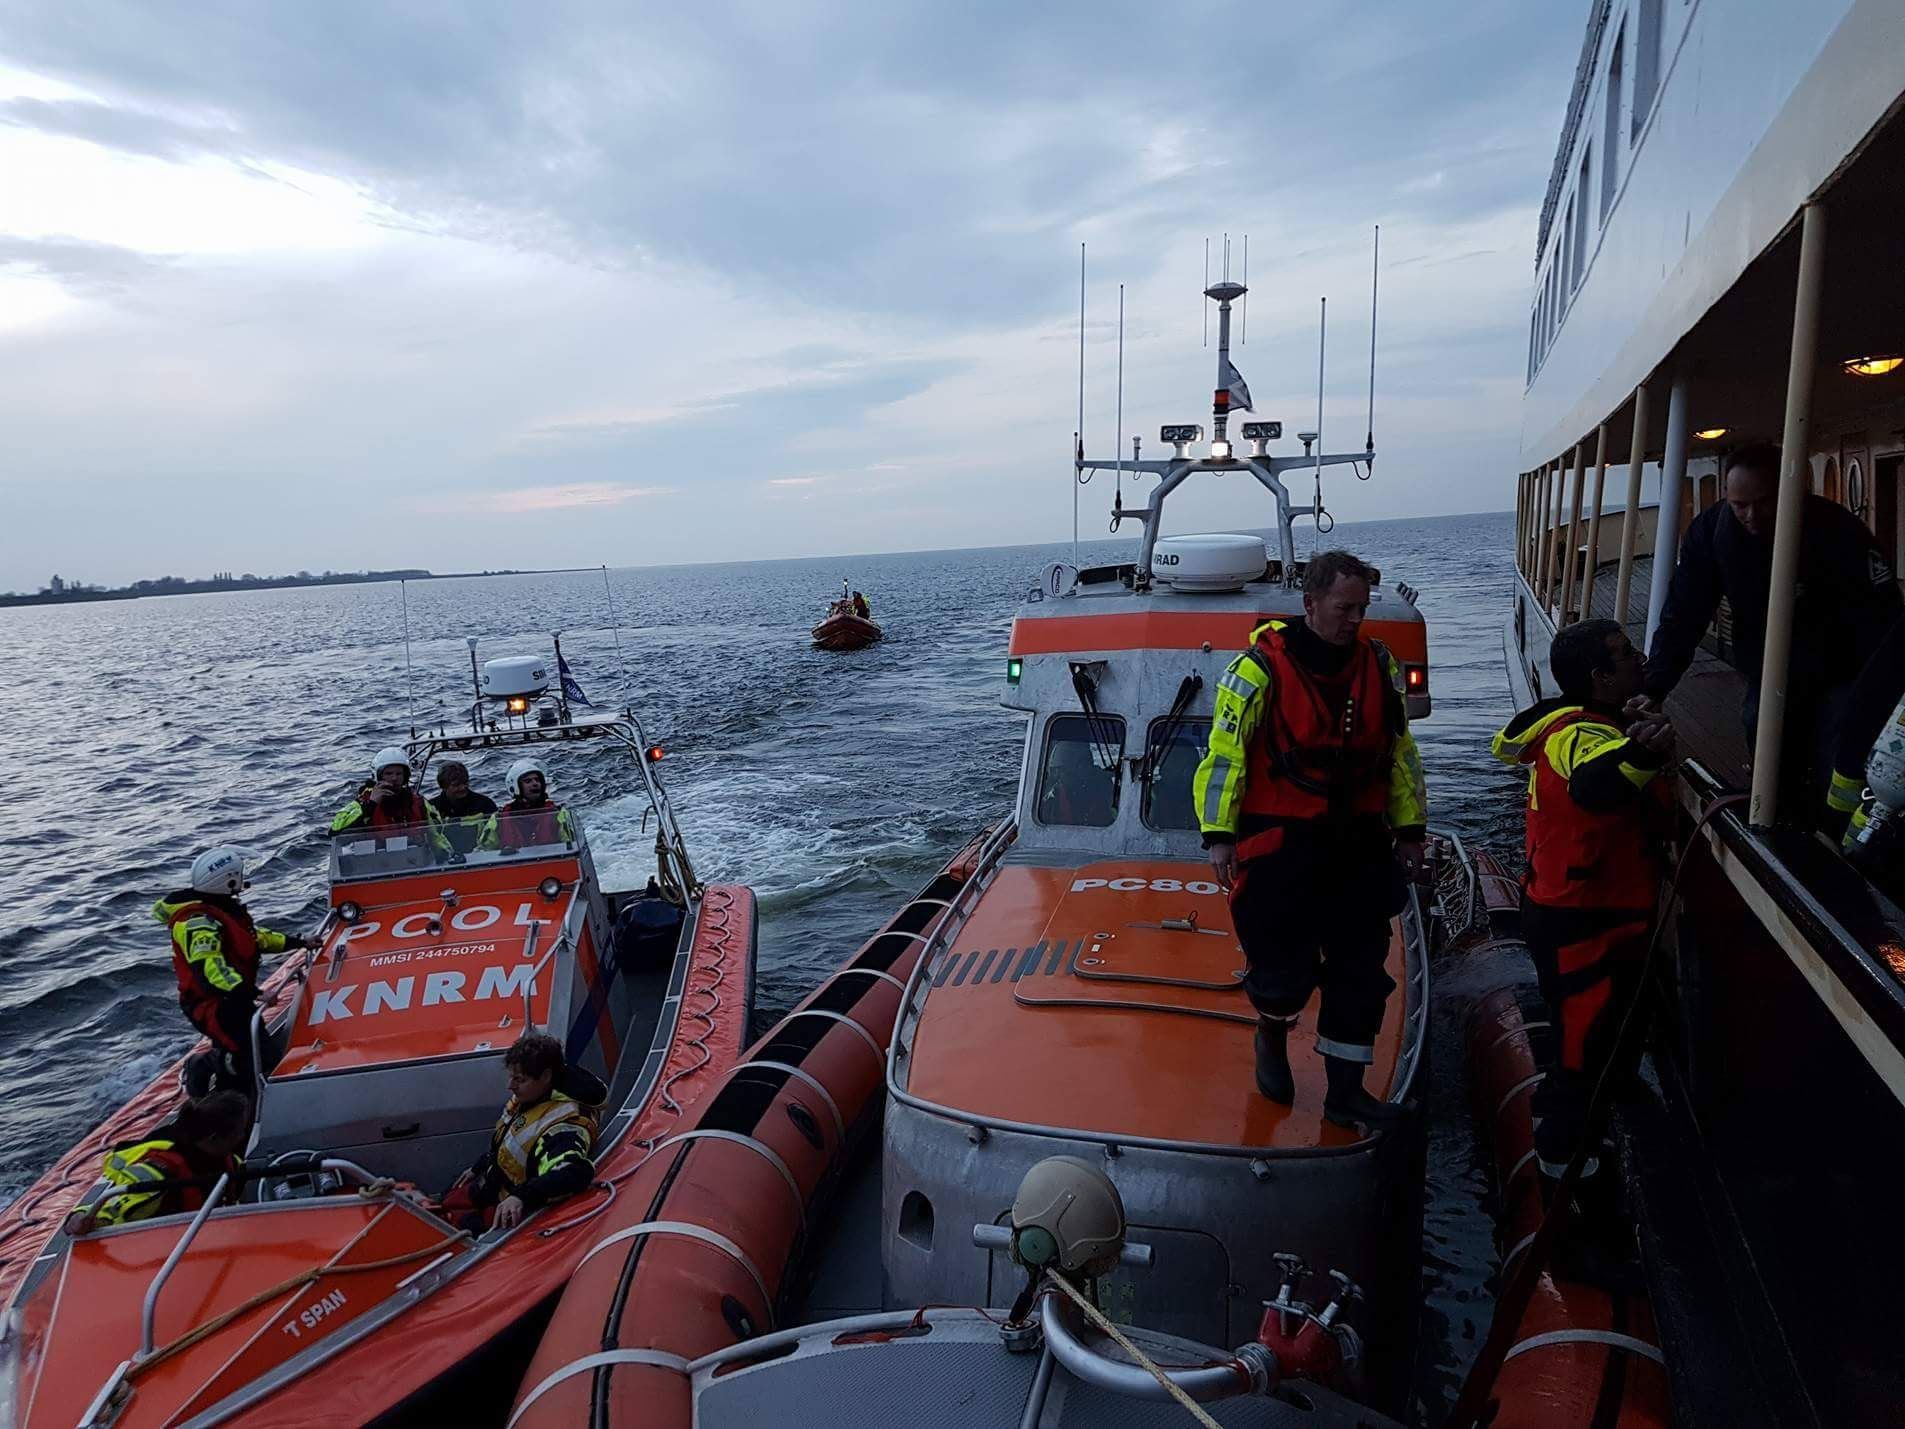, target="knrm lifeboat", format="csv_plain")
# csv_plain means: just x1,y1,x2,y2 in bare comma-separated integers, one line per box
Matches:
0,642,757,1427
510,274,1437,1427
